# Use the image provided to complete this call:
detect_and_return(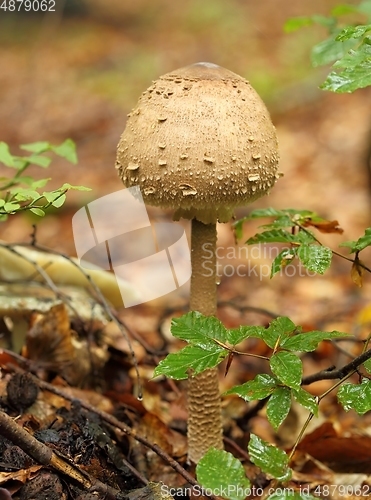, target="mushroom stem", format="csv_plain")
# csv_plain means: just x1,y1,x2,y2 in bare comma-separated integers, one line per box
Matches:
187,219,223,463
